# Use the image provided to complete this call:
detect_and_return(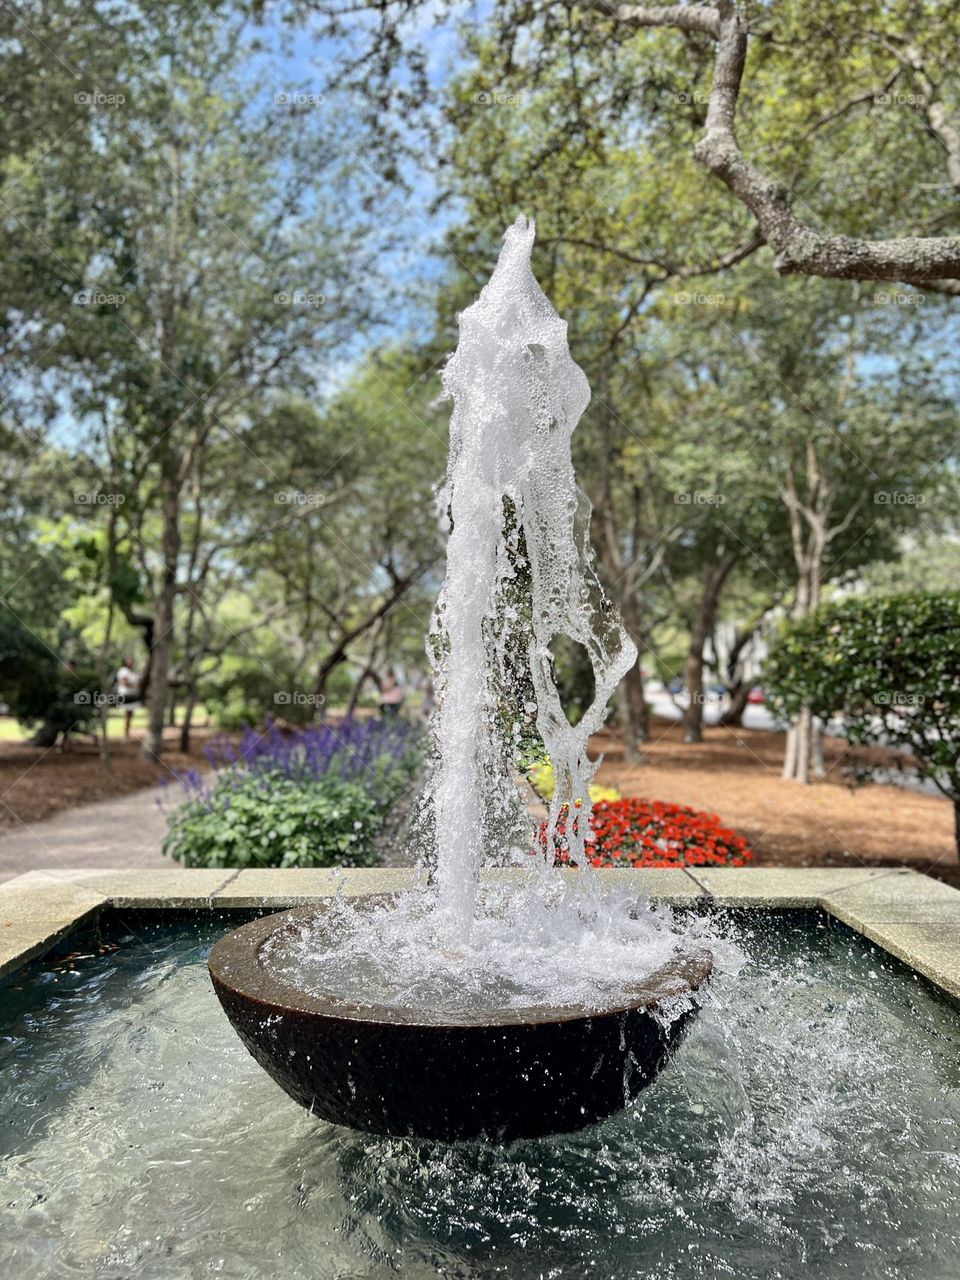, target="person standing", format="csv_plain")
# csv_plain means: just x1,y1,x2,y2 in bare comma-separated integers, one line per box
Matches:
378,668,406,717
